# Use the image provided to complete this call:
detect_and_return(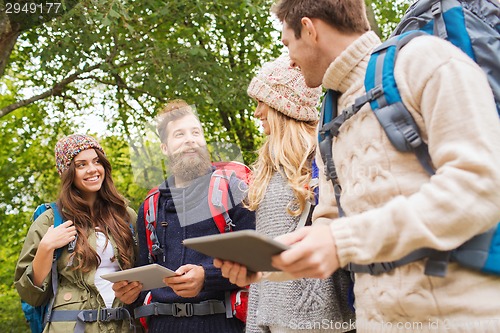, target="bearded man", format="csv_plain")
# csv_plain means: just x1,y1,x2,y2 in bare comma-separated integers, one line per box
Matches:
112,100,255,333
